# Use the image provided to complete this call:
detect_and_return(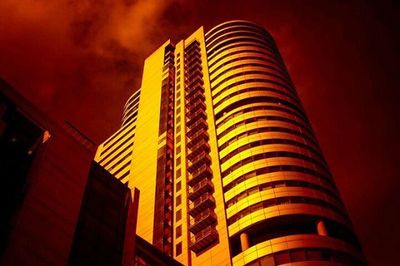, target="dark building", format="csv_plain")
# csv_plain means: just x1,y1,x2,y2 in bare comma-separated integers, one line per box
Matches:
0,79,182,266
0,79,96,265
69,161,138,266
